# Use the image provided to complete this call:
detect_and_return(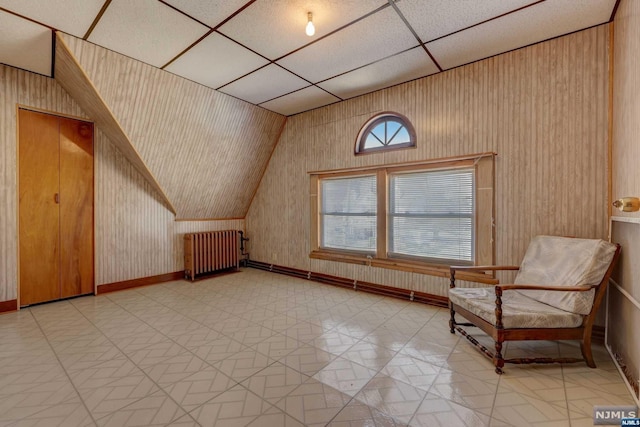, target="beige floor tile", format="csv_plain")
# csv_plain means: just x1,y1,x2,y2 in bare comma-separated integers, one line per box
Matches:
278,344,338,376
0,372,82,425
275,378,352,426
401,337,456,367
363,329,415,352
8,400,95,427
333,320,379,340
341,341,397,370
260,315,300,332
0,269,635,427
188,336,248,364
379,353,441,392
312,357,378,397
212,316,254,335
282,321,327,343
125,341,189,368
142,354,236,409
312,331,360,356
410,393,491,427
95,391,186,426
241,362,310,403
353,374,427,423
429,367,498,416
188,384,271,427
231,325,279,346
329,399,409,427
251,334,302,359
246,405,306,427
214,348,277,381
166,414,200,426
